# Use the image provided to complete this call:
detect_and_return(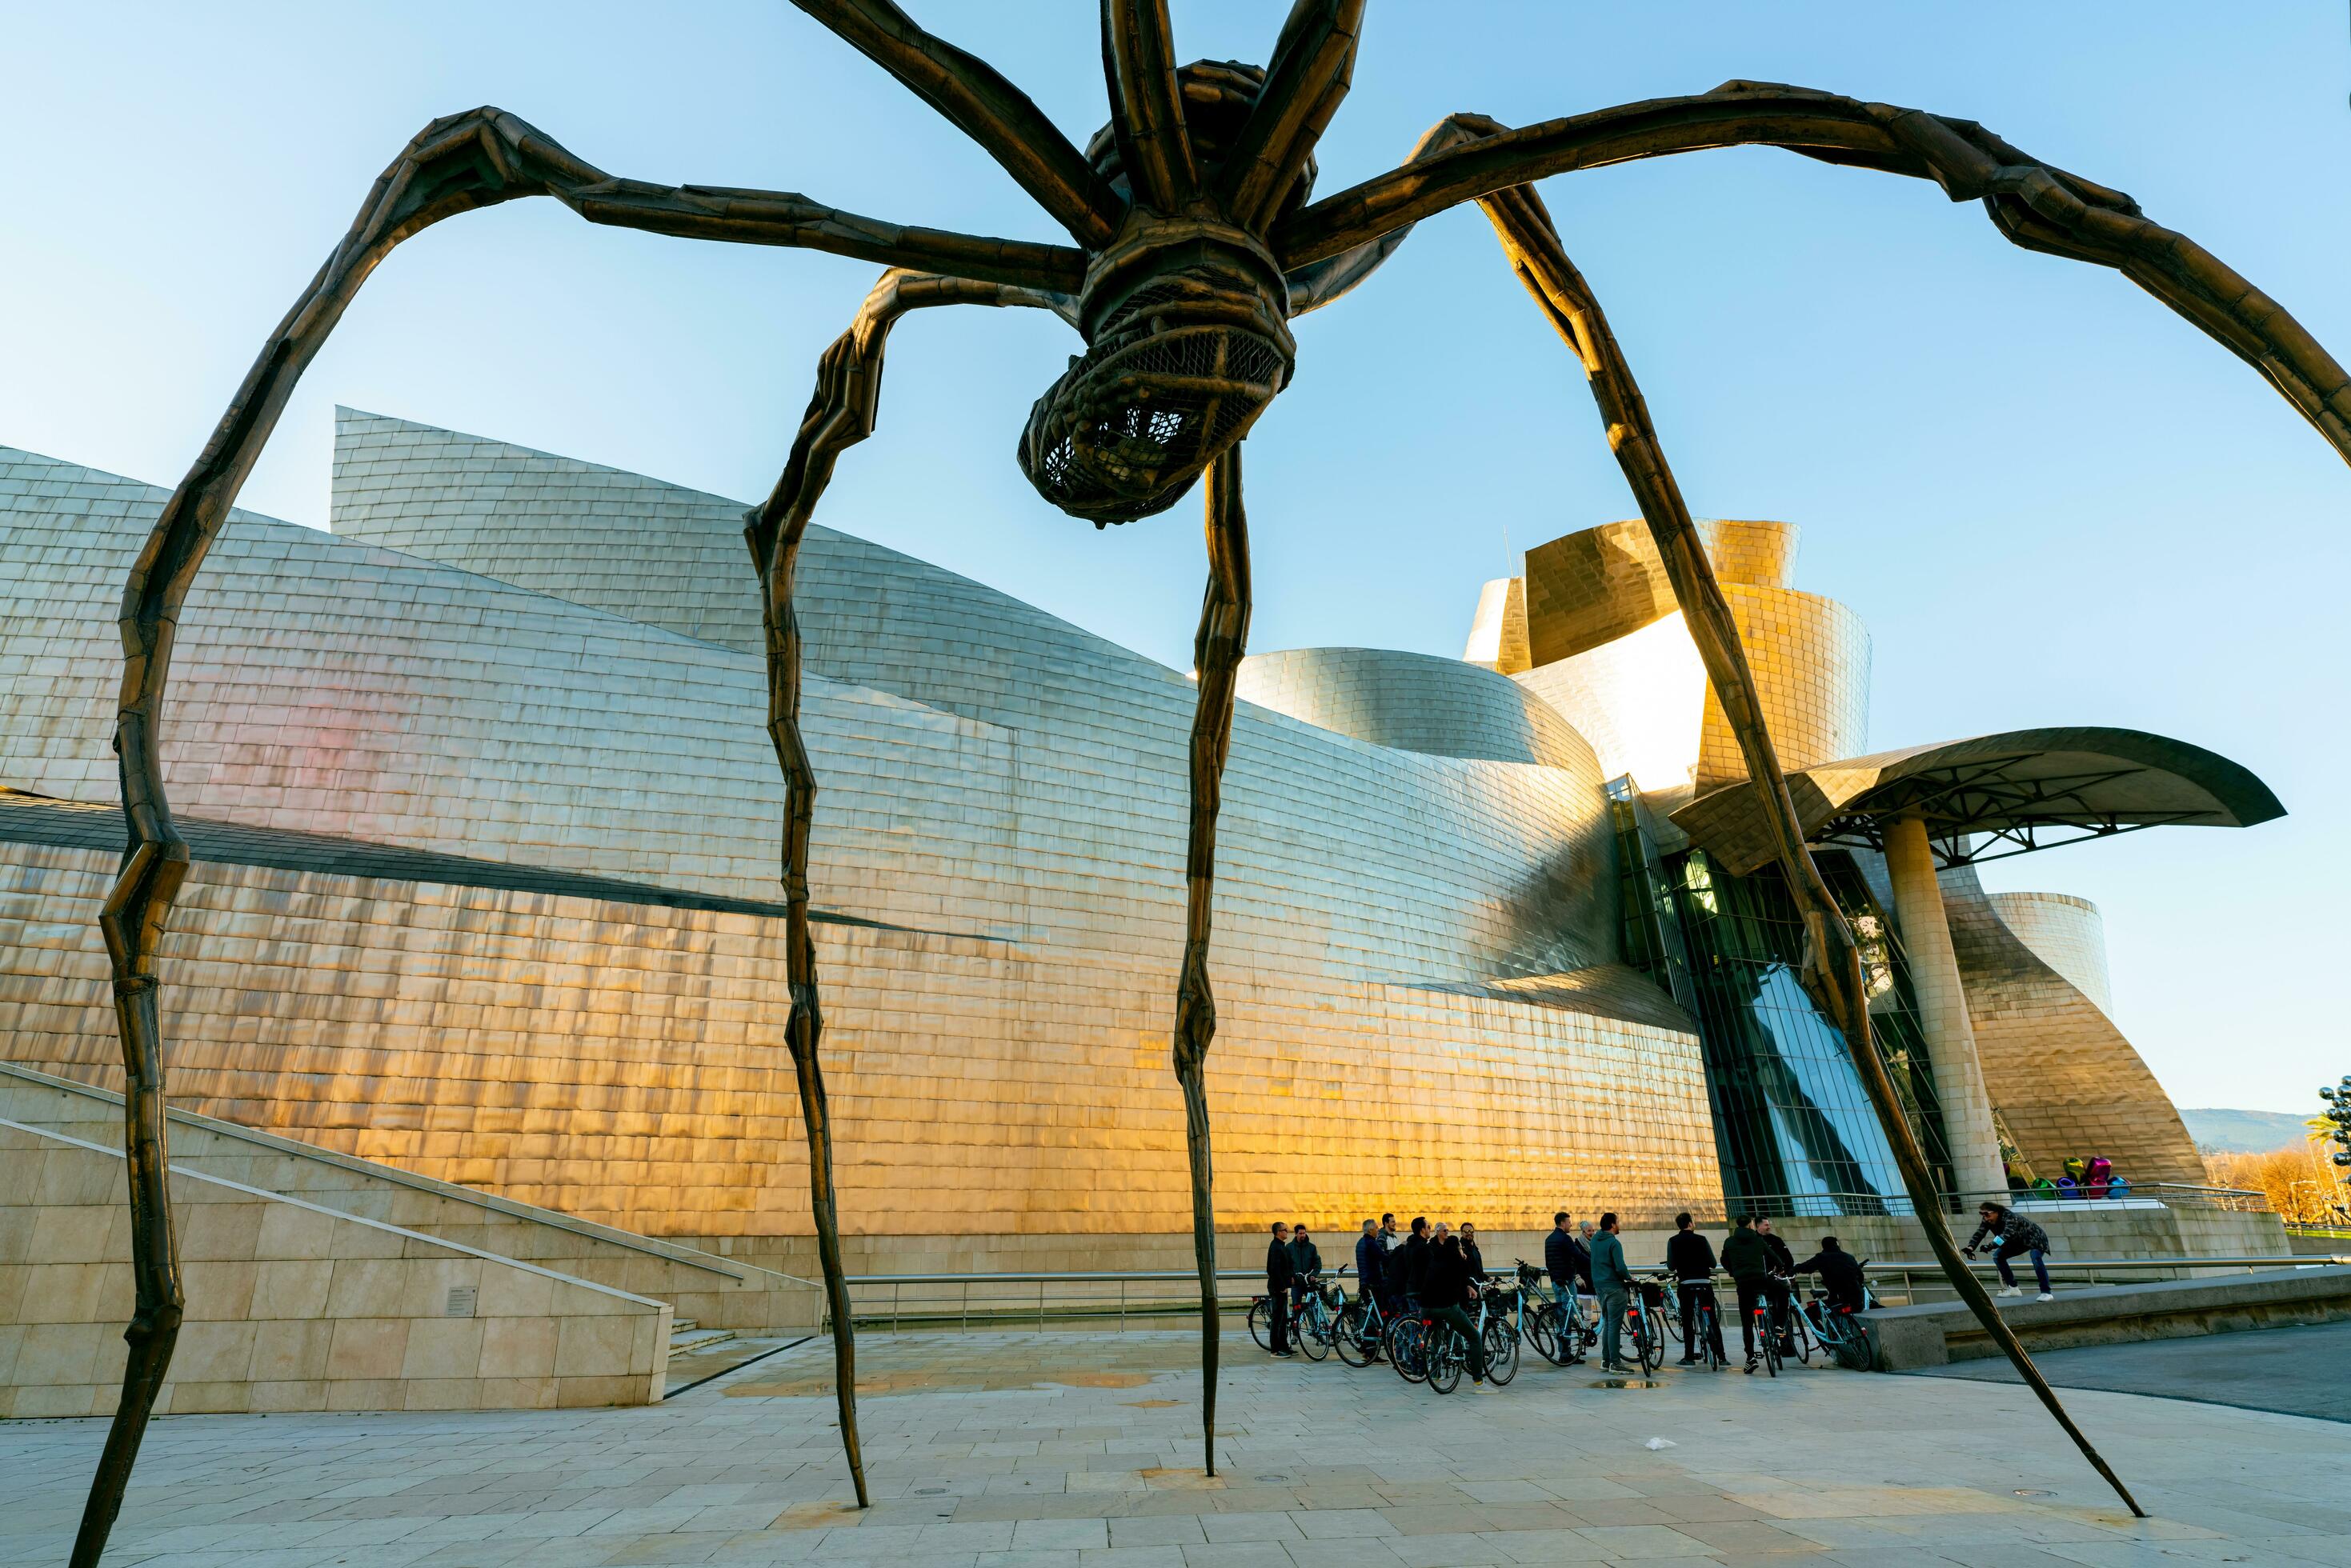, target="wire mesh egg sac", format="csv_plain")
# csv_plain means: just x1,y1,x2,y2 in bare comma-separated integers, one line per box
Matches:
1019,279,1292,526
